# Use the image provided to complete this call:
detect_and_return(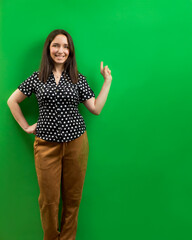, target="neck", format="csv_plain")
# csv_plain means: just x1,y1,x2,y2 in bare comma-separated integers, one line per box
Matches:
53,64,65,73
